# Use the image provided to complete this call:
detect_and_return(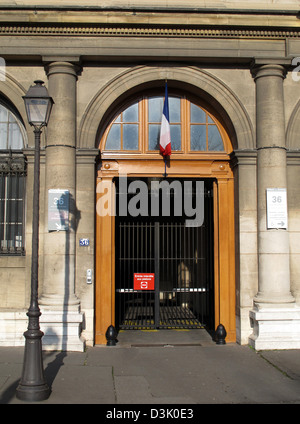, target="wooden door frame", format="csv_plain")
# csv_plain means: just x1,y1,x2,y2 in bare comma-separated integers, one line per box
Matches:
95,158,236,344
